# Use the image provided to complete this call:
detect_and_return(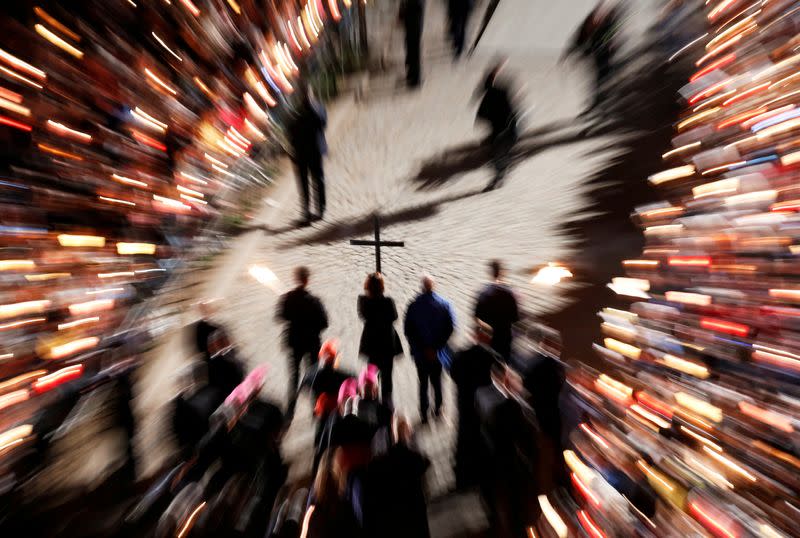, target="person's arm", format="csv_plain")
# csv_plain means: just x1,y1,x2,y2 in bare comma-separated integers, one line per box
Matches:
389,298,398,322
318,298,329,331
277,293,288,321
444,301,456,342
358,295,367,321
